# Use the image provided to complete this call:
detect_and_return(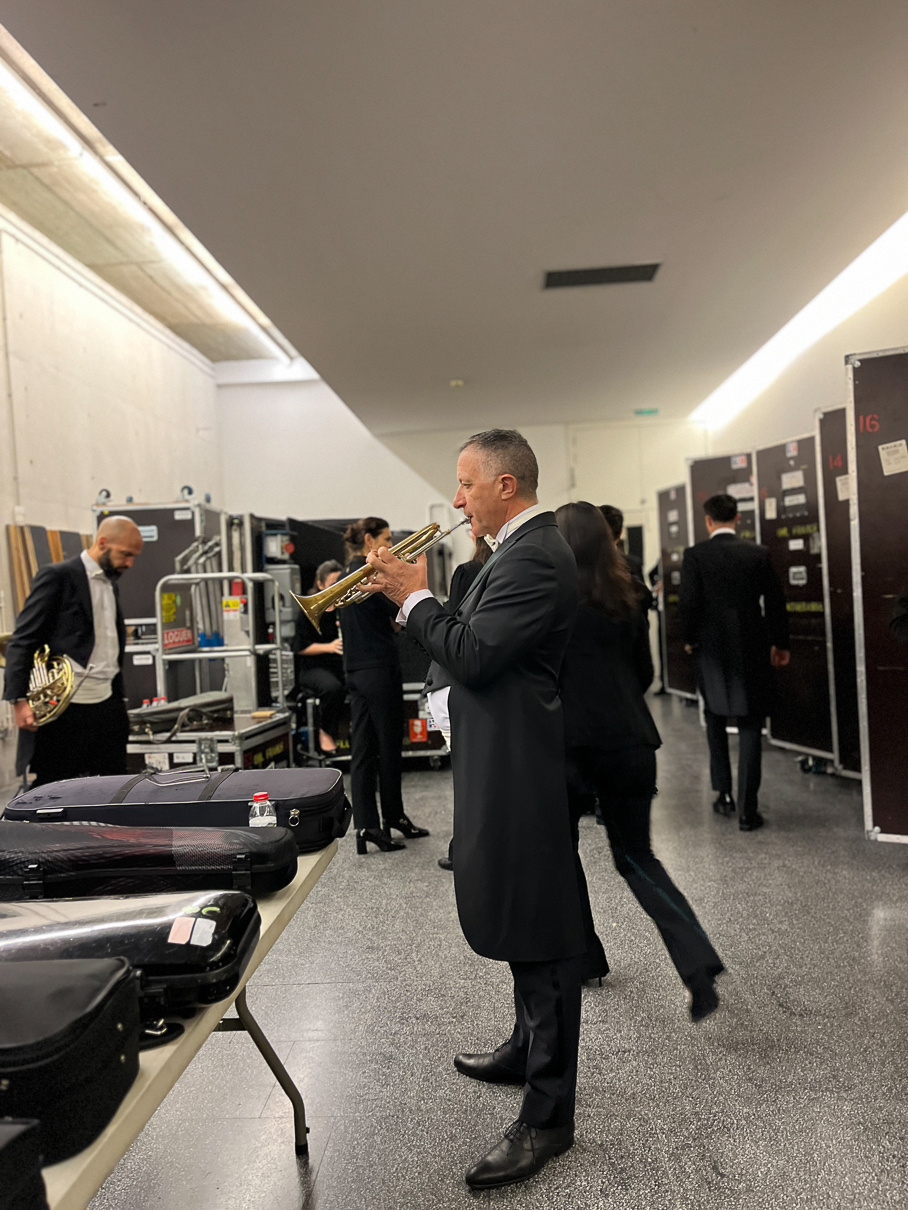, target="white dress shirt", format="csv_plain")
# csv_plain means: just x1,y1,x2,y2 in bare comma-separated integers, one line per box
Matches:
709,527,736,538
70,550,120,704
399,502,548,743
